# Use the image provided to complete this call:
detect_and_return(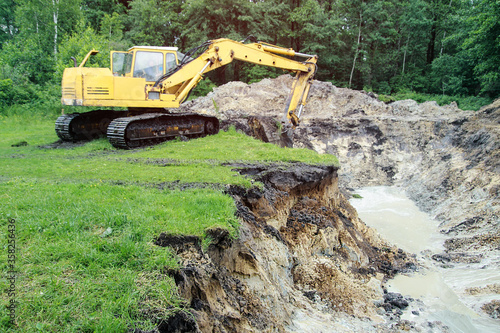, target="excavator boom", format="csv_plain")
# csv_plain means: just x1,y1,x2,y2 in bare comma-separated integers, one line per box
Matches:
151,38,317,127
